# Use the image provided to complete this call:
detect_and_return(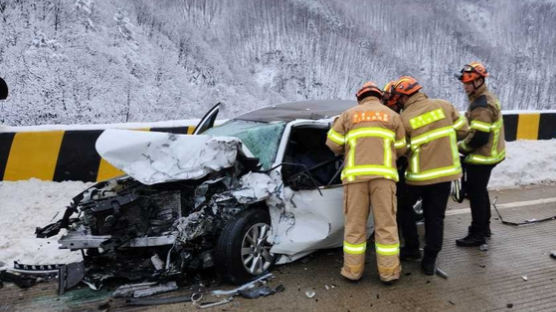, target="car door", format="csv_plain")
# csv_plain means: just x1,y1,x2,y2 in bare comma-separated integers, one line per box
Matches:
193,102,220,135
269,120,374,260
